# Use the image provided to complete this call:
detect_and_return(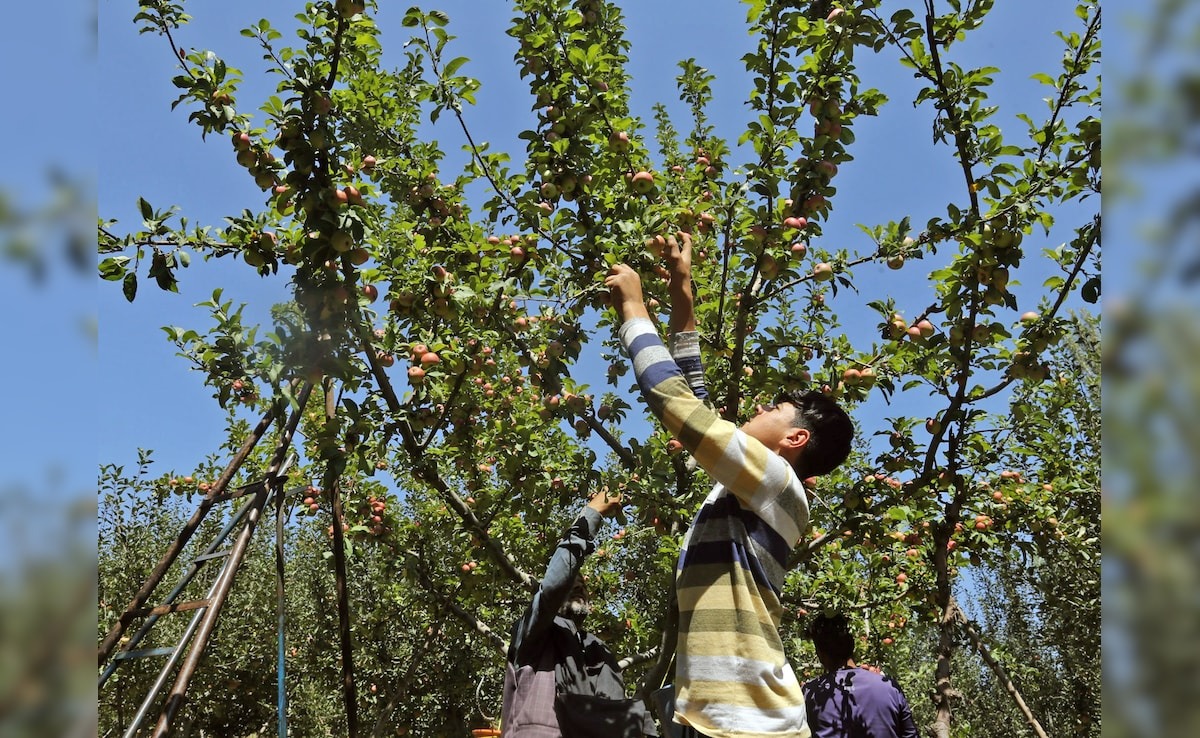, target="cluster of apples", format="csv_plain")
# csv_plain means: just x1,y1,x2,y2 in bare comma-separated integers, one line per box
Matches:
358,494,389,537
402,172,461,228
231,130,282,192
406,342,441,385
229,377,258,405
